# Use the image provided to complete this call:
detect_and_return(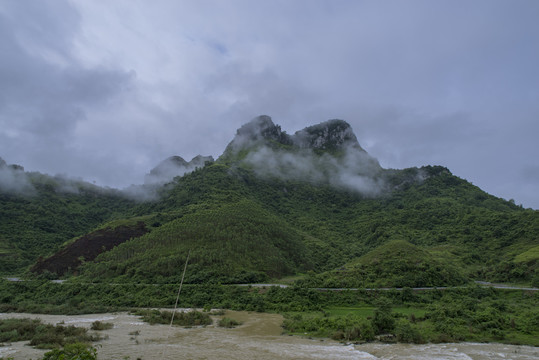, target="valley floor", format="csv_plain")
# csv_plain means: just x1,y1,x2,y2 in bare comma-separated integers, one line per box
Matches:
0,280,537,350
1,311,538,360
